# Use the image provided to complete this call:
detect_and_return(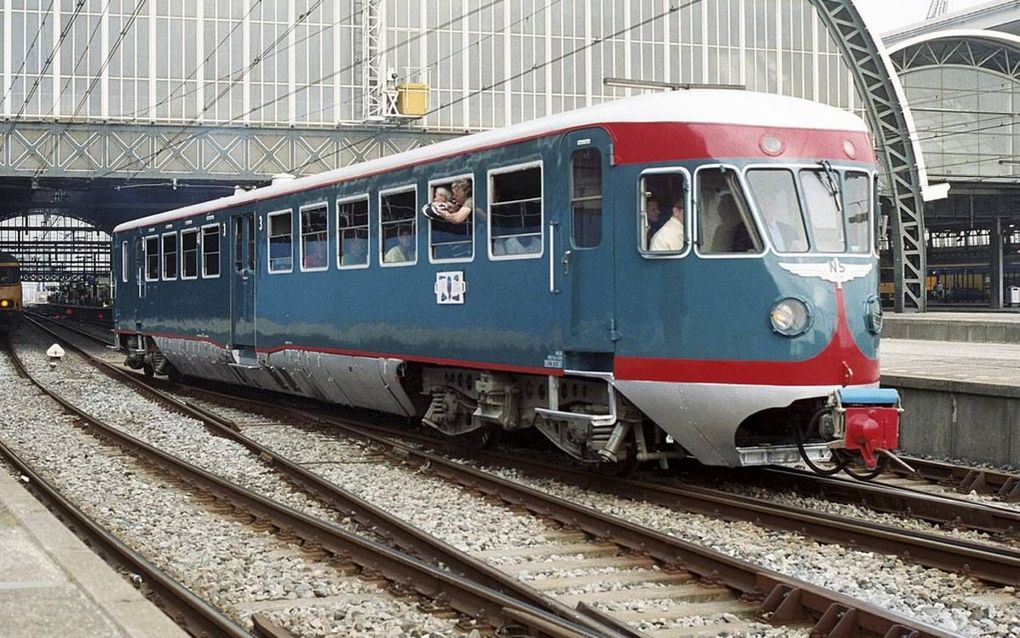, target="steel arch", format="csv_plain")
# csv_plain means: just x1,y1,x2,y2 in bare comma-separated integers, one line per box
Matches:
810,0,929,312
